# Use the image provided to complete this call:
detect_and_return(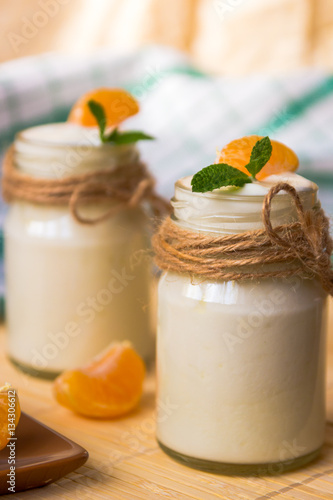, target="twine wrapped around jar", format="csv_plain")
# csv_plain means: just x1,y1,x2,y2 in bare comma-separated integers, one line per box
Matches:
2,145,171,224
153,183,333,295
